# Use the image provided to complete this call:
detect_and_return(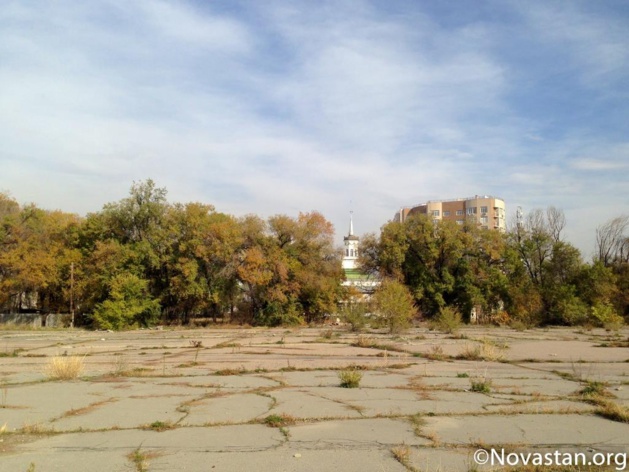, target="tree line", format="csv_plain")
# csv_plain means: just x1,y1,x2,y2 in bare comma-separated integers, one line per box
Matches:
0,180,626,330
0,180,342,328
359,207,628,328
